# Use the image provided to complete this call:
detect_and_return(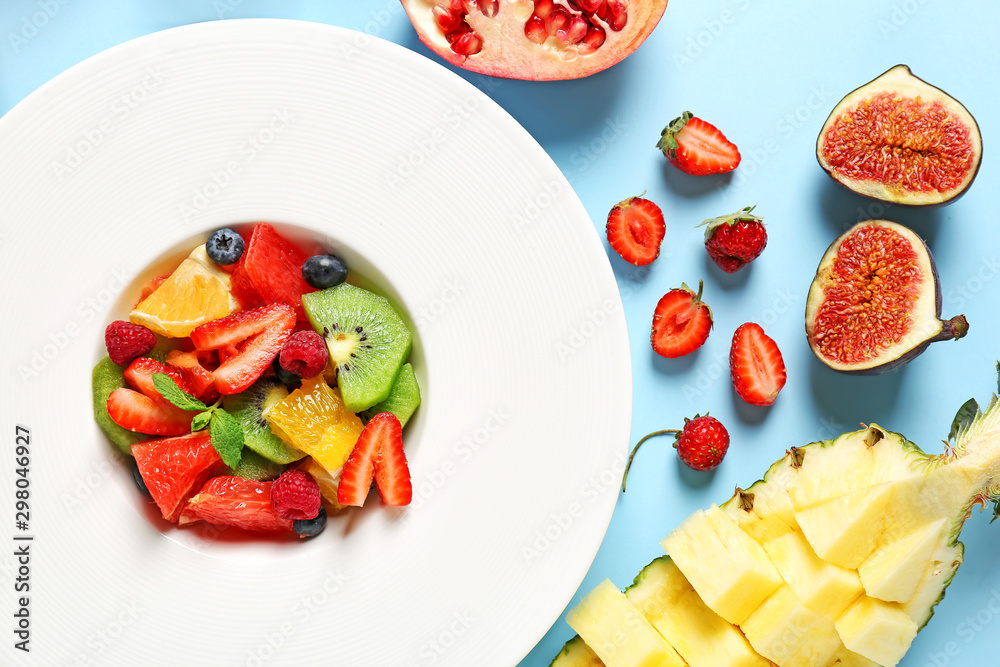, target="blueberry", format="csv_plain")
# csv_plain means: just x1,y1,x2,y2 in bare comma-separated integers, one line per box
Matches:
272,356,301,388
205,228,245,265
293,505,327,537
131,462,151,497
302,254,348,289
